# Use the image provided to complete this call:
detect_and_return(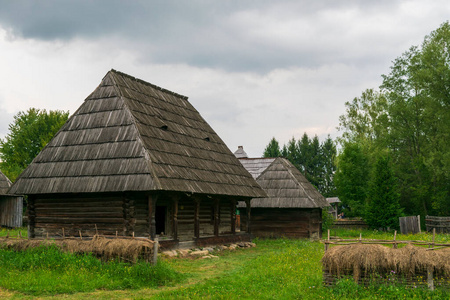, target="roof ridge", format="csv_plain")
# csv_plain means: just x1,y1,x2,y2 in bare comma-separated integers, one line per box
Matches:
109,69,189,100
108,71,163,190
